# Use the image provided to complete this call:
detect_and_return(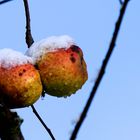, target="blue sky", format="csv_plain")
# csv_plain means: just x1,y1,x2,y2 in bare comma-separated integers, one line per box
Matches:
0,0,140,140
